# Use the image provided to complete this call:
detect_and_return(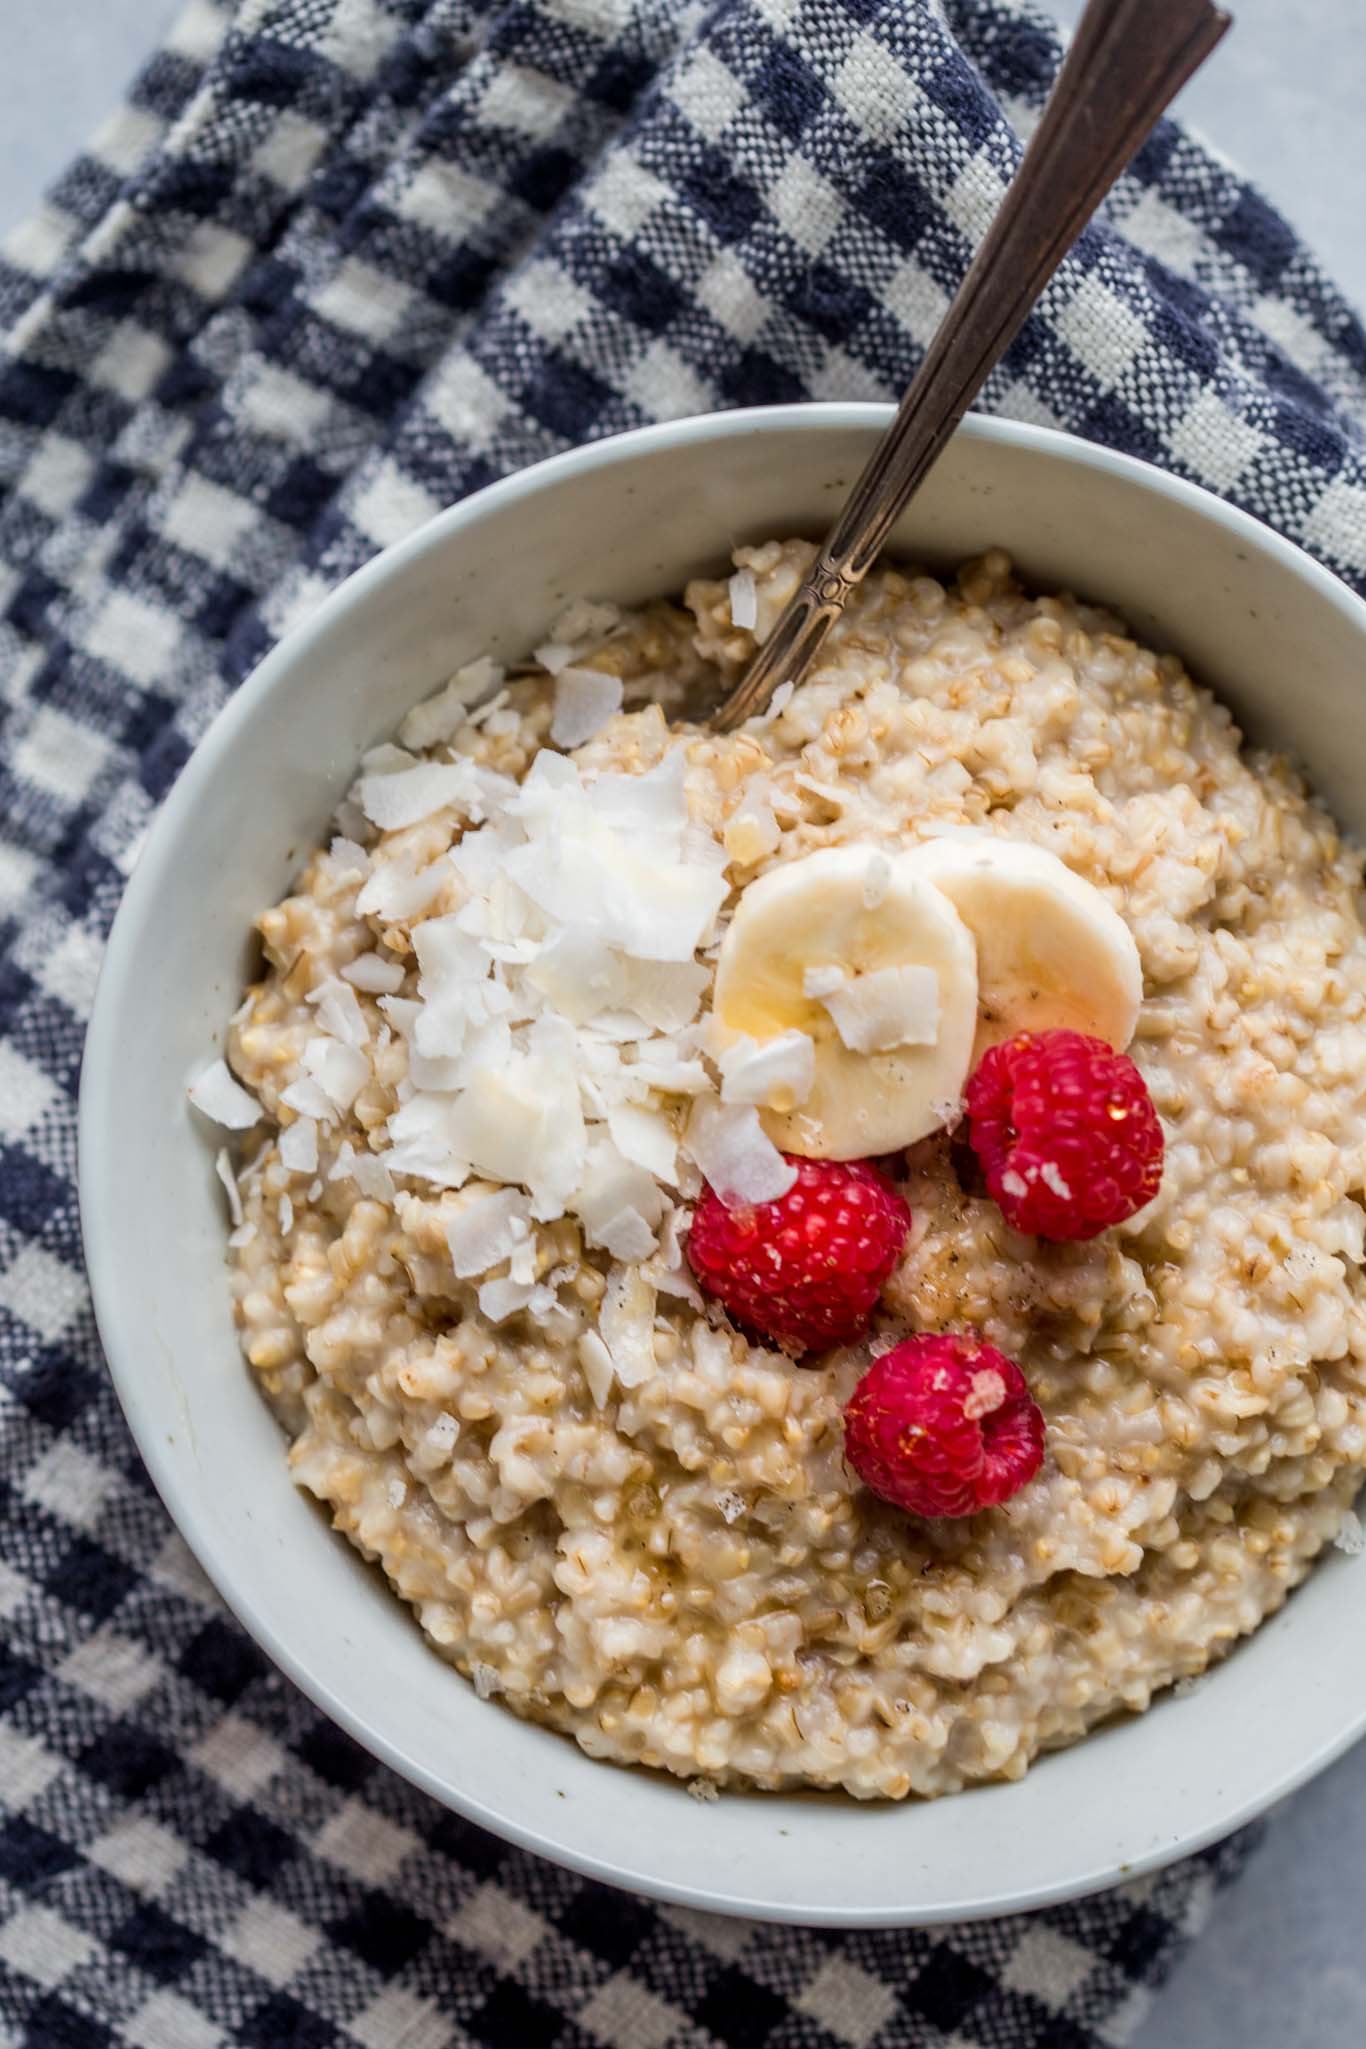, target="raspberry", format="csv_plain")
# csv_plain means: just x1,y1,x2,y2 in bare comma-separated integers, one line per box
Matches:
964,1028,1163,1242
843,1333,1044,1519
687,1156,910,1355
